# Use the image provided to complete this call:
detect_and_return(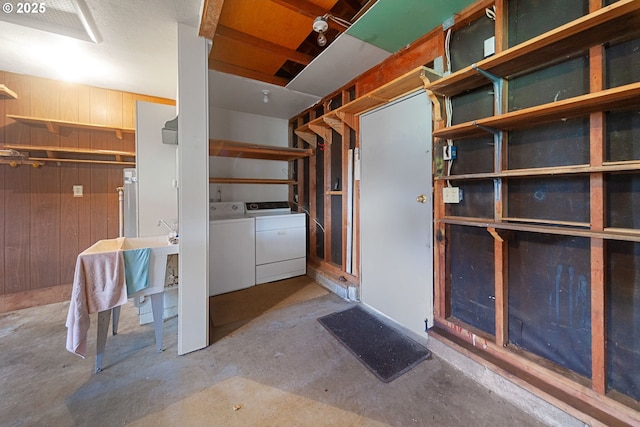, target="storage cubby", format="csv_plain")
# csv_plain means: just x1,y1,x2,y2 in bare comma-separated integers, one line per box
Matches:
606,240,640,401
448,225,495,336
446,180,494,219
507,176,590,225
508,118,589,169
508,232,592,378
